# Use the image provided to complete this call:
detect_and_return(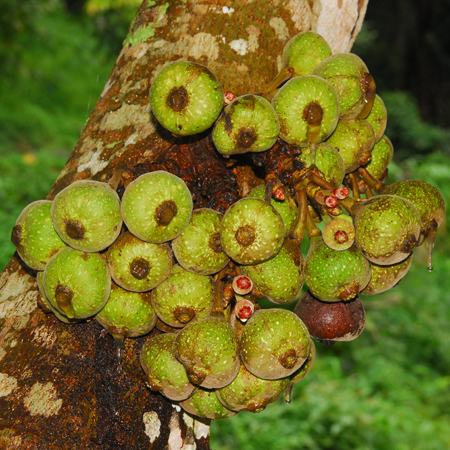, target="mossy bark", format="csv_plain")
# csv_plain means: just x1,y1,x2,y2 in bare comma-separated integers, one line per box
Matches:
0,1,367,448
